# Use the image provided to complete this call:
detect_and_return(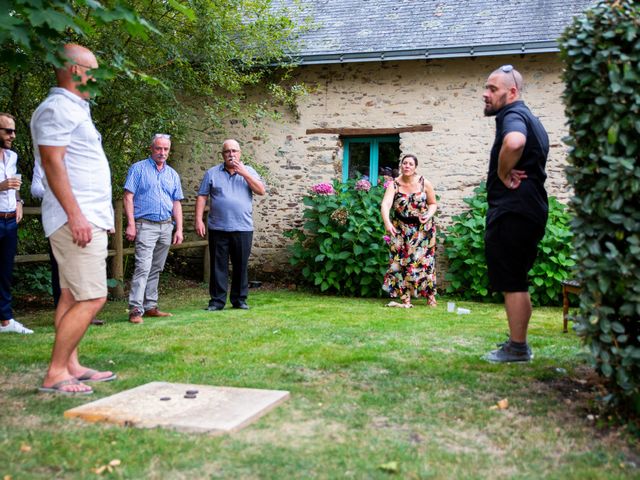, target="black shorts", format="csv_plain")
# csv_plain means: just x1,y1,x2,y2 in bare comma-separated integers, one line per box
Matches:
484,213,545,292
